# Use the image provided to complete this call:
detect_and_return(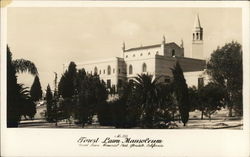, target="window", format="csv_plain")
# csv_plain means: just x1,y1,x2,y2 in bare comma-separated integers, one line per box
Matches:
198,78,204,88
113,68,115,73
118,68,121,74
196,33,199,40
107,79,111,88
129,65,133,75
165,78,170,83
107,65,111,75
142,63,147,73
200,33,203,40
118,79,122,88
103,69,105,74
193,33,195,40
148,52,150,55
99,70,101,74
94,67,98,74
156,51,159,55
126,55,128,58
171,49,175,56
133,54,135,57
140,53,143,56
